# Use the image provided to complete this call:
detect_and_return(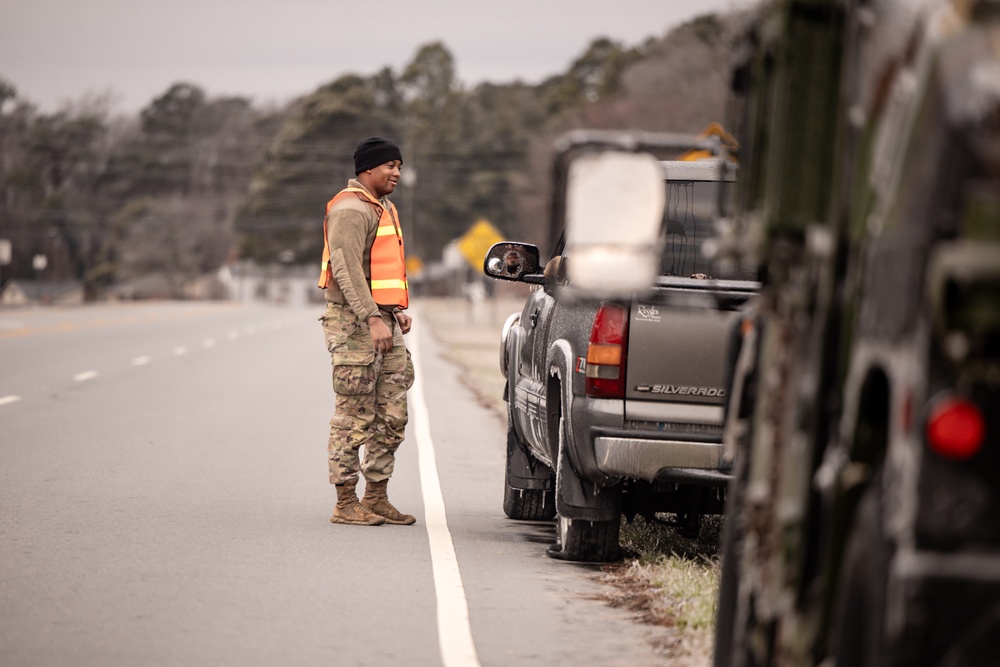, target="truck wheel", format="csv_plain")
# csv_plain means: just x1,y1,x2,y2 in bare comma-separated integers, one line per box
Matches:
547,414,621,562
715,453,776,667
830,470,889,667
714,450,747,667
677,512,702,539
503,477,555,520
503,408,556,521
549,514,621,562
